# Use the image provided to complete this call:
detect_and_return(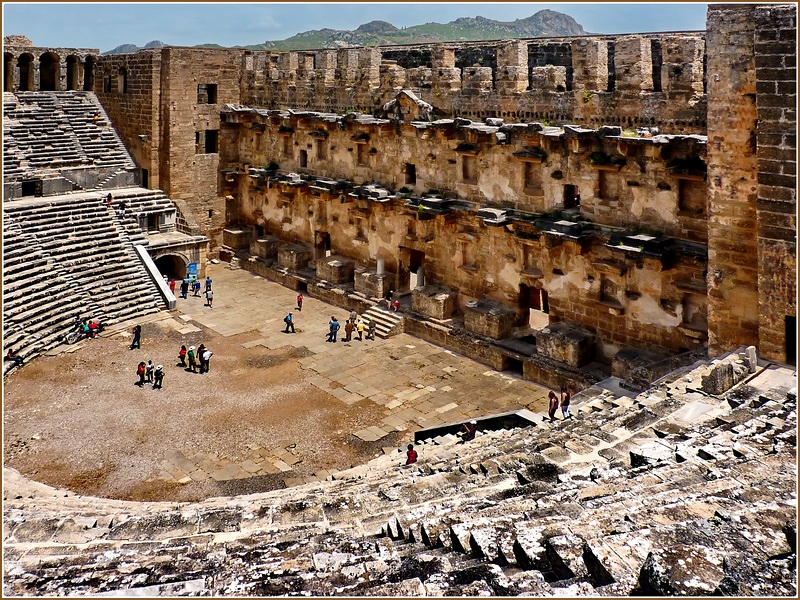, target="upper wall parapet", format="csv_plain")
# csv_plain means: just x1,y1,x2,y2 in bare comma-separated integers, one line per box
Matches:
240,32,708,133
